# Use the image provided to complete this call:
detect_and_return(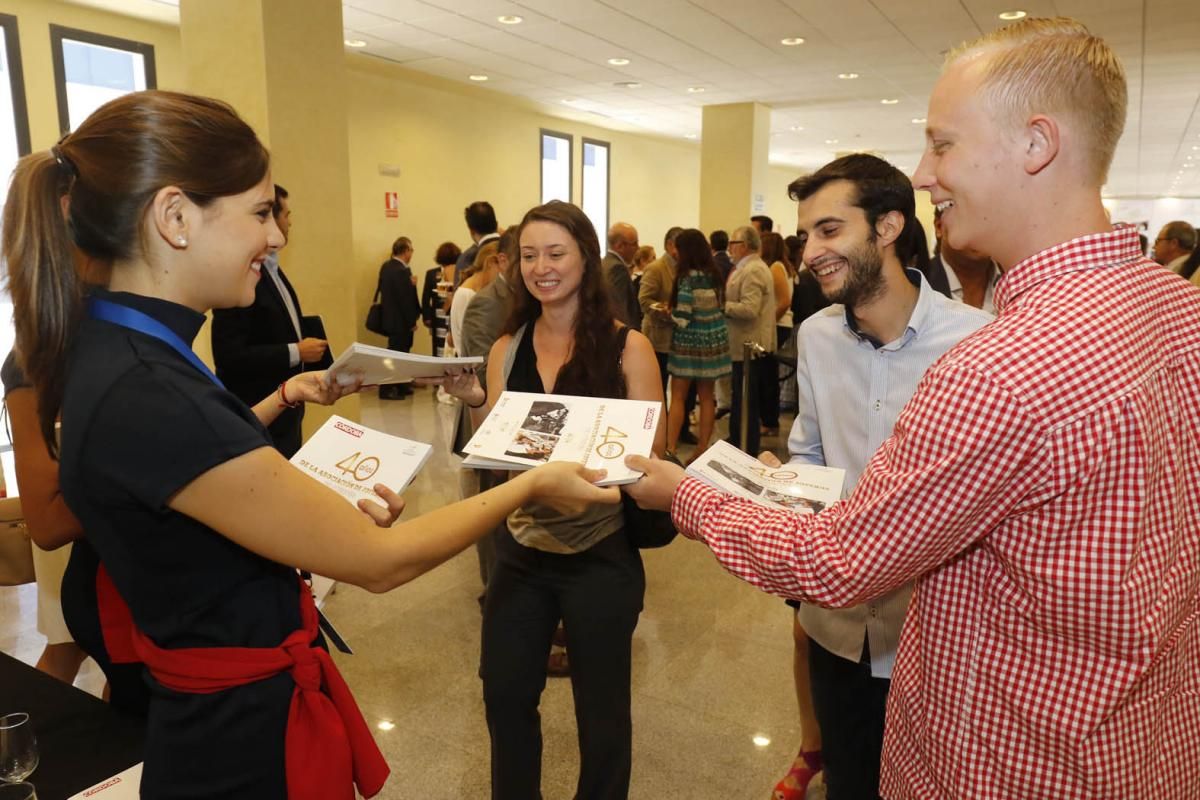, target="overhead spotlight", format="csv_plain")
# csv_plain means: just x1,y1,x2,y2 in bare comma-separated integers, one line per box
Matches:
615,81,642,88
790,125,804,131
911,117,927,124
825,139,839,144
687,86,706,93
781,37,806,46
469,74,489,82
838,72,859,80
608,57,631,66
998,10,1027,20
497,14,523,24
344,39,367,48
881,98,899,104
752,735,772,747
377,720,396,731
